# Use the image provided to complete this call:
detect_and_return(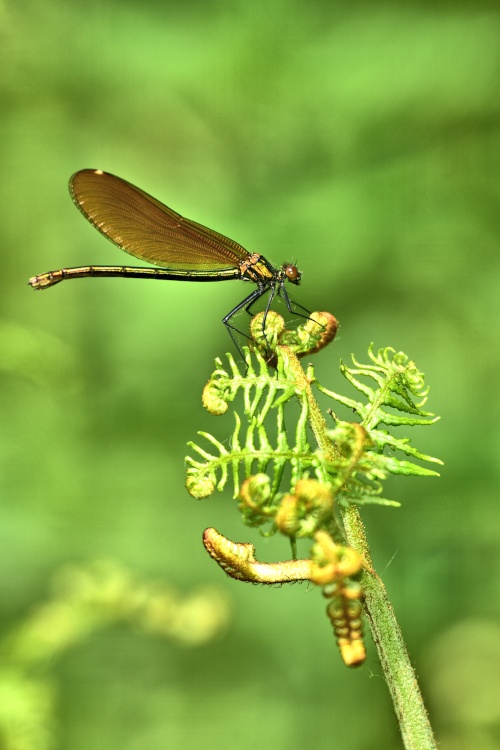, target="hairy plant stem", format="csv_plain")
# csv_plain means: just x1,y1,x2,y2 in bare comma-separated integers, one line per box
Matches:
283,345,437,750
